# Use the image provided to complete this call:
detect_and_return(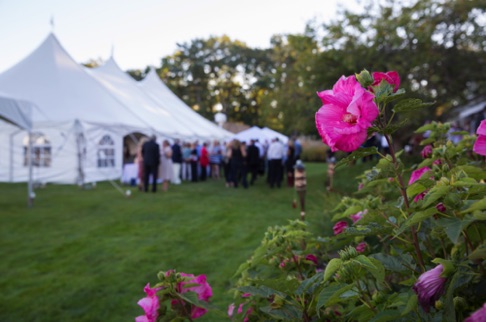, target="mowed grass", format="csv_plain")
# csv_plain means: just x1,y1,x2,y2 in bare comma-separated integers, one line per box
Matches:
0,162,370,322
